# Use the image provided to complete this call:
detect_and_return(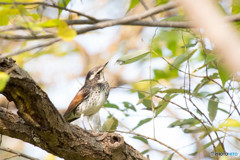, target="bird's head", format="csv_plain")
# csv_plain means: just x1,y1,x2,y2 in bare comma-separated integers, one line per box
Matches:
85,62,108,84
